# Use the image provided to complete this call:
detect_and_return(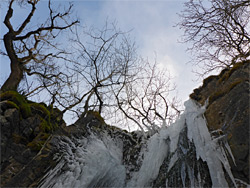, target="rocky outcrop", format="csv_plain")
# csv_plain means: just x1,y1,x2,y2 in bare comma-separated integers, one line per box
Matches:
190,60,249,183
0,103,141,187
0,92,65,187
0,61,249,187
